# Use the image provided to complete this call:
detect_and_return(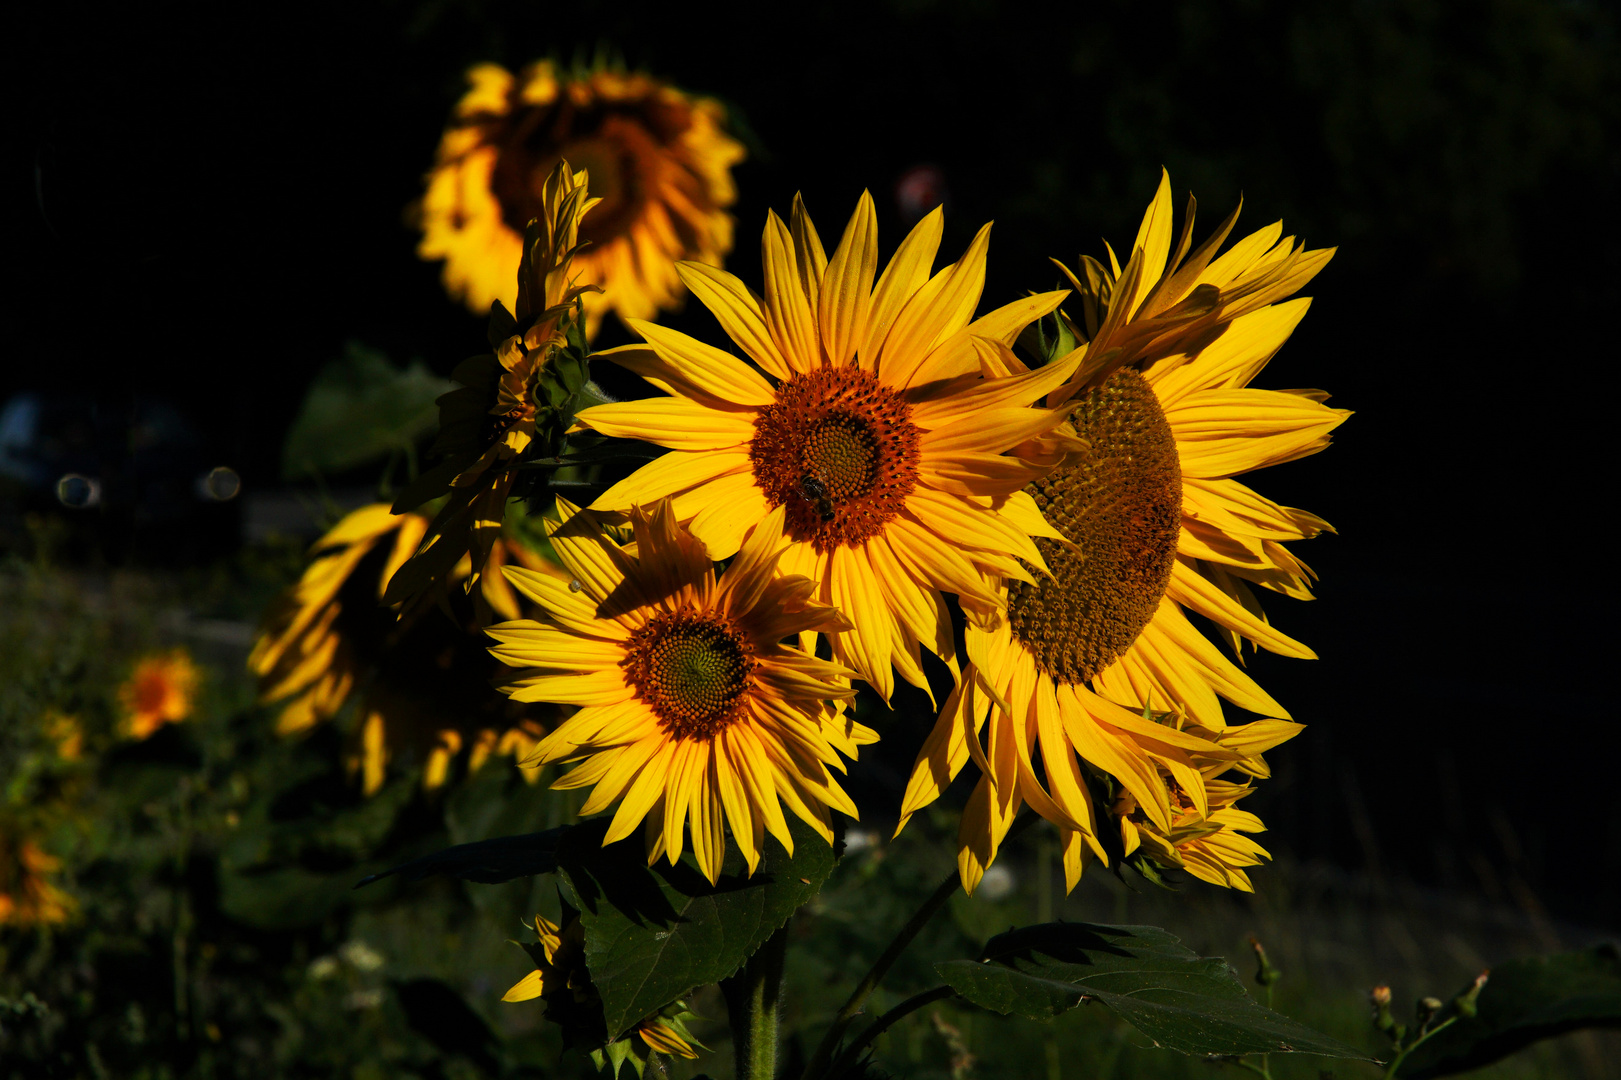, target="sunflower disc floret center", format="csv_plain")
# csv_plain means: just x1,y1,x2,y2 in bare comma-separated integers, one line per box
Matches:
748,367,921,551
1008,369,1182,684
622,608,754,740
